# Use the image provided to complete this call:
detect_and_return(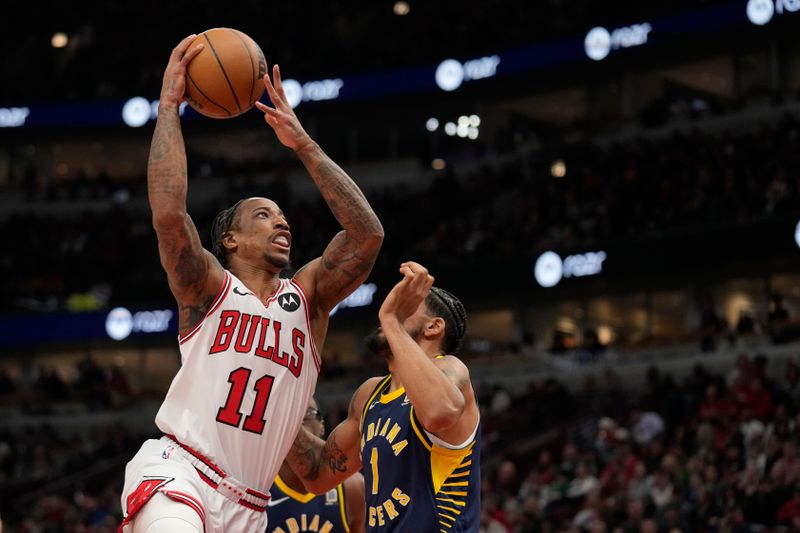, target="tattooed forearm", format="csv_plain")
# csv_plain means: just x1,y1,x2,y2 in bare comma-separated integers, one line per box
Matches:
296,144,382,241
320,429,348,474
288,426,348,485
288,427,324,480
148,106,188,211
